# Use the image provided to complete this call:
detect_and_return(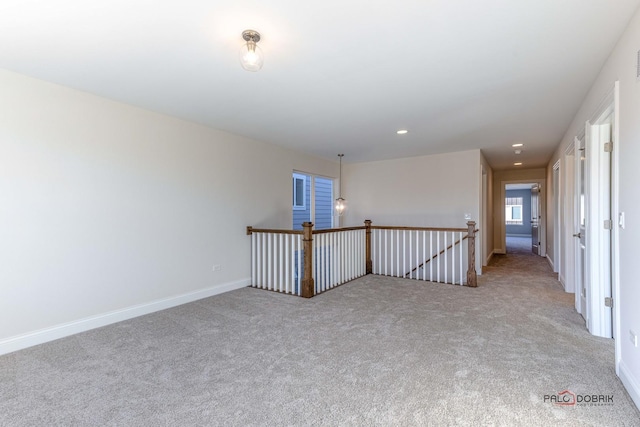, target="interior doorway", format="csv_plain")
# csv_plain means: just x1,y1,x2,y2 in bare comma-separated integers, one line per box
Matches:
504,182,543,256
